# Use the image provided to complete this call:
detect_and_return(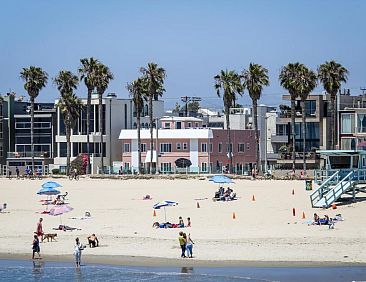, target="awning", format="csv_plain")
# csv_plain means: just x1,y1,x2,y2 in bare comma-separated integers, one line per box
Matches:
144,150,157,163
